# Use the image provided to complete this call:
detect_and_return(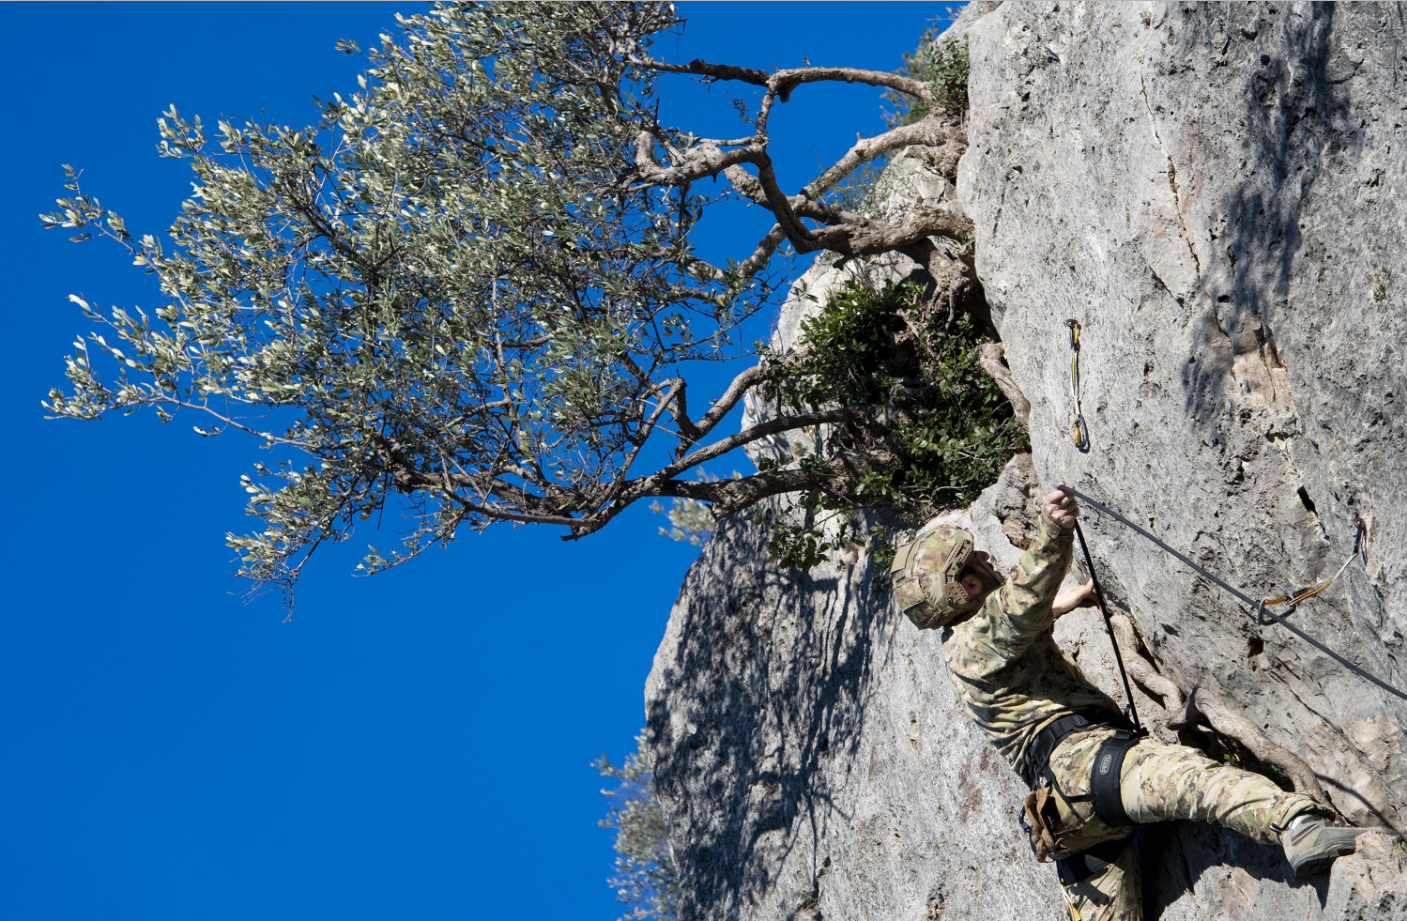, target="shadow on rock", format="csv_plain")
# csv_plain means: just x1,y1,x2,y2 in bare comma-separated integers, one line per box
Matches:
646,506,888,919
